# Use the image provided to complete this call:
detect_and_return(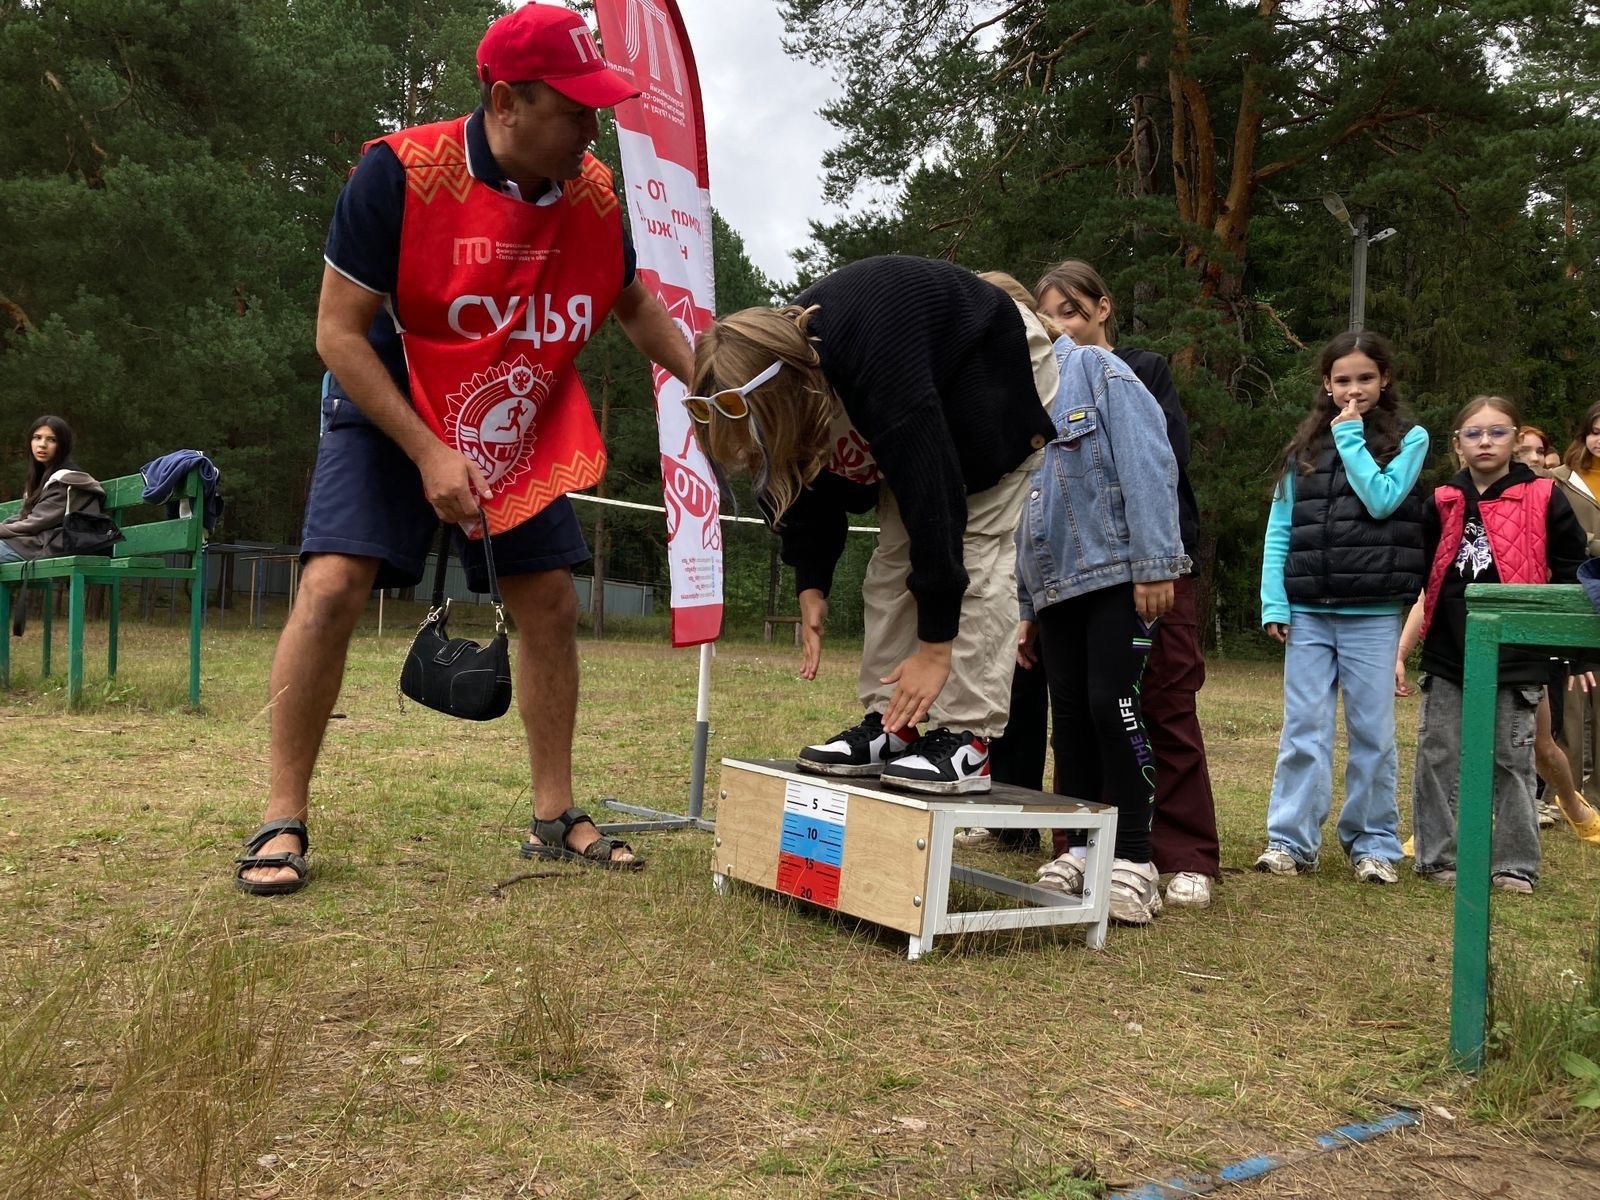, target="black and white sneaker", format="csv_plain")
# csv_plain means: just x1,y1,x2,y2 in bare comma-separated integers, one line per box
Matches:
880,728,991,795
796,712,916,777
